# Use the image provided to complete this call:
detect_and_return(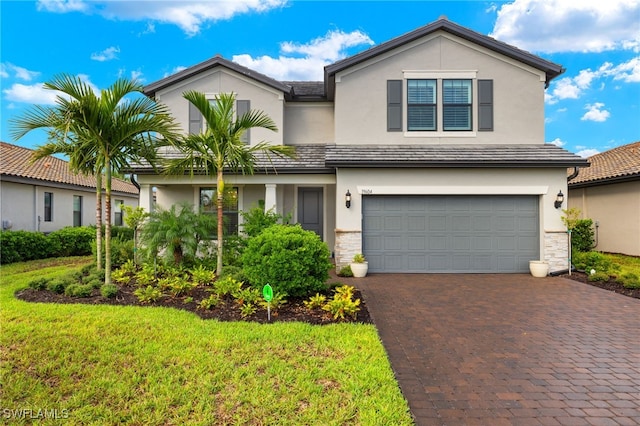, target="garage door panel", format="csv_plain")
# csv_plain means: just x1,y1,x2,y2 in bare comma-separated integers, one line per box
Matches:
363,195,539,273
